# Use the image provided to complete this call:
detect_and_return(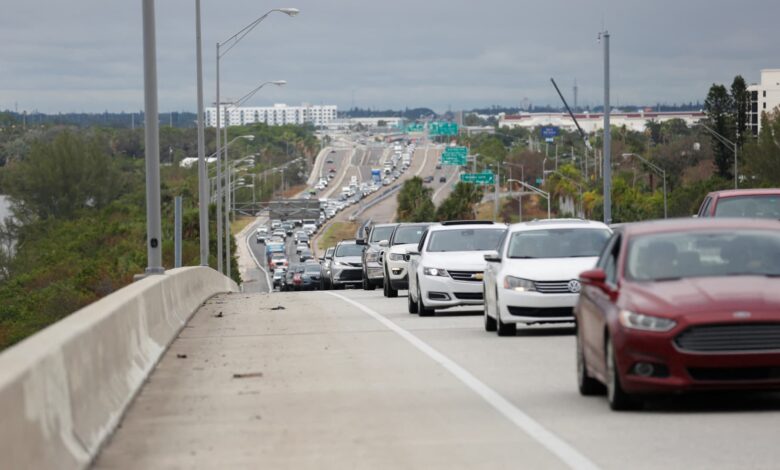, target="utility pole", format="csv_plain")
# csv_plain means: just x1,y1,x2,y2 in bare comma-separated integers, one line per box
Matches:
195,0,209,266
601,31,612,225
